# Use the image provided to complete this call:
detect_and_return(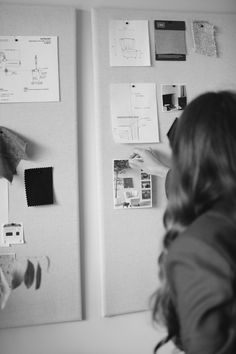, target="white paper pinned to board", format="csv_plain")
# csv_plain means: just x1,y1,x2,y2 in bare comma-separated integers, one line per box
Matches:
0,36,60,103
109,20,151,66
110,83,159,143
